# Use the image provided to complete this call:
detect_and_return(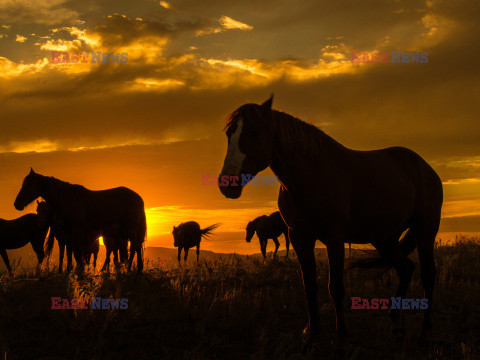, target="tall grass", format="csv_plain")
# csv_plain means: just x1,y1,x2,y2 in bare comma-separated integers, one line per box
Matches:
0,238,478,359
